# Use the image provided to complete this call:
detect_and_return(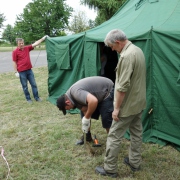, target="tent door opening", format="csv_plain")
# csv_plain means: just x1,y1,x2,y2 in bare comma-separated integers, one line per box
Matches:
99,42,118,83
